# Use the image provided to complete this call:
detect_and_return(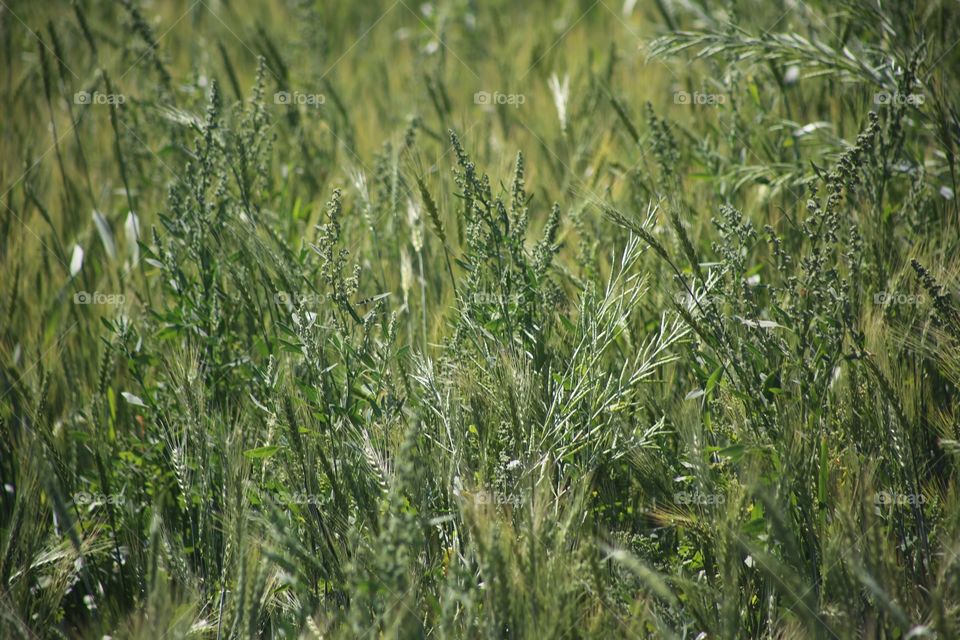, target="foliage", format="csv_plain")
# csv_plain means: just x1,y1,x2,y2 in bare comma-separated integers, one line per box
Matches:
1,0,959,637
